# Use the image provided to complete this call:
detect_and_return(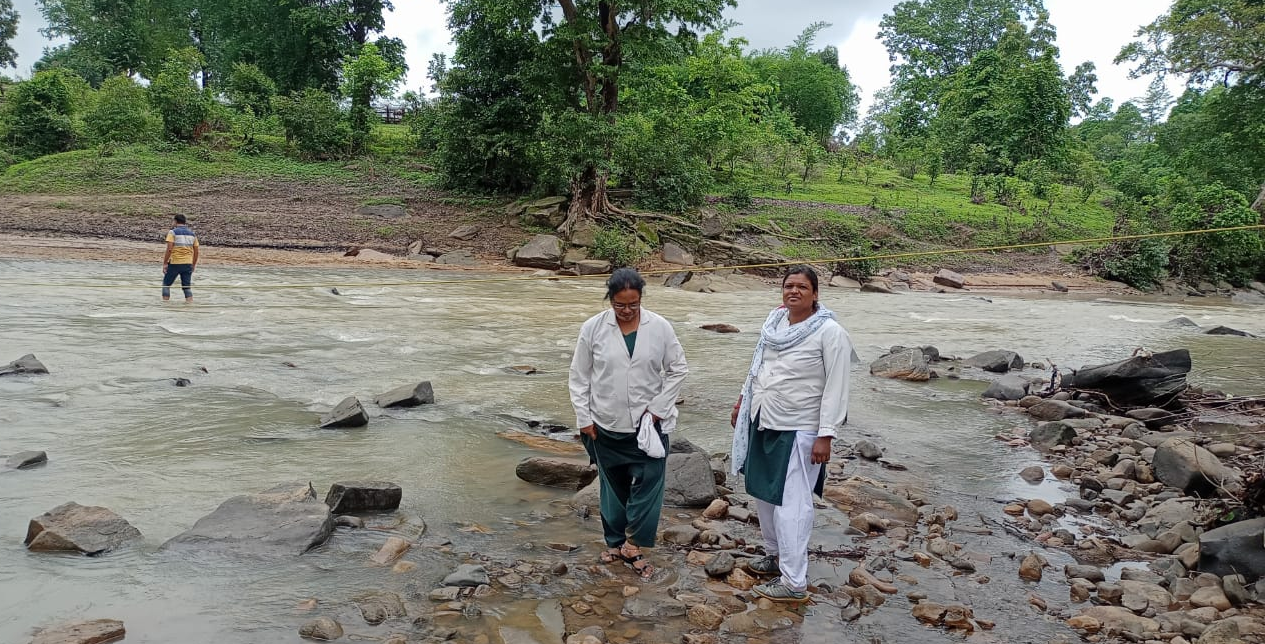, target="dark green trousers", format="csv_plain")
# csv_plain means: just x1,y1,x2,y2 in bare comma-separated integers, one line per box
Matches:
582,424,668,548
